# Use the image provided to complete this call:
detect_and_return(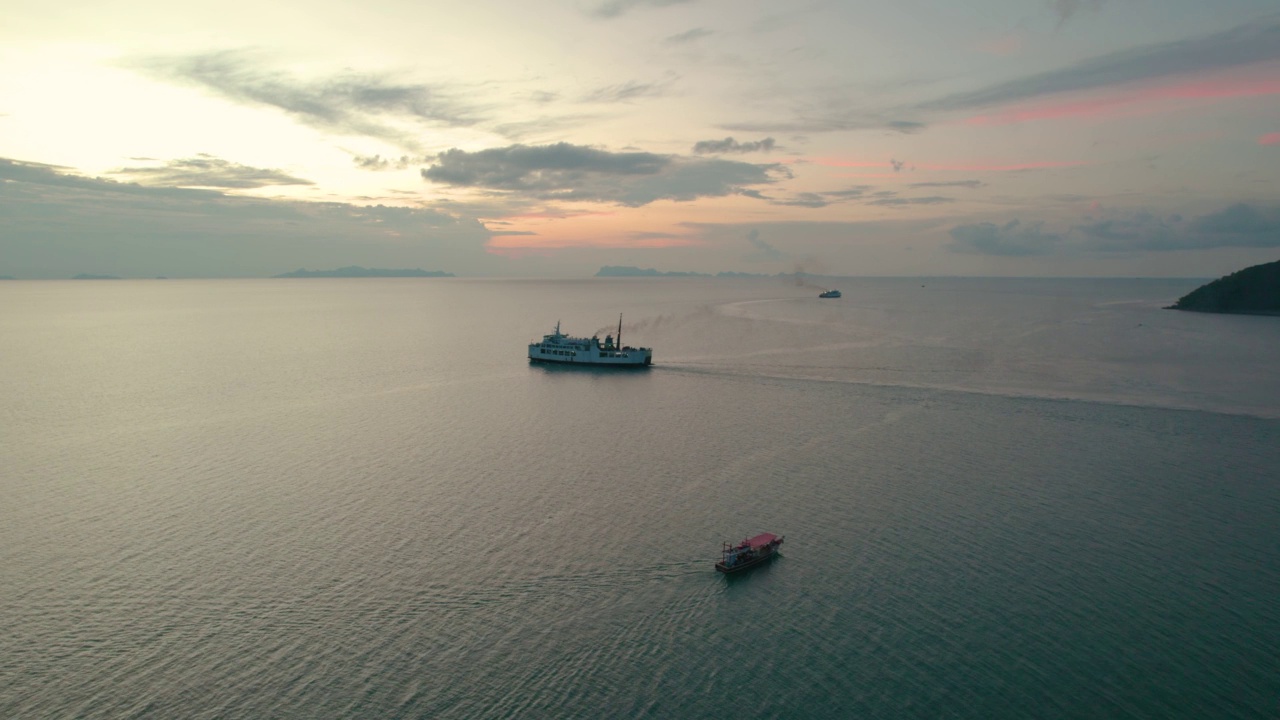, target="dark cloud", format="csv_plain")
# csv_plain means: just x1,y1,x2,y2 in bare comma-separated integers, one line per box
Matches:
0,157,216,199
909,180,984,189
890,158,906,172
921,15,1280,112
823,186,871,199
869,196,954,207
692,137,776,154
887,120,927,134
953,204,1280,256
948,220,1062,255
1072,206,1280,251
0,157,493,278
354,154,414,171
589,0,698,19
1072,212,1175,250
745,229,785,262
127,50,484,150
1189,203,1280,242
723,114,927,134
773,192,829,208
109,155,314,189
664,28,713,45
421,142,780,207
626,231,686,241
